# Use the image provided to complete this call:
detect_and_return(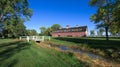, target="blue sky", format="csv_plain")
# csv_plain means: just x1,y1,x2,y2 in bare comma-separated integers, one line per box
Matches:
25,0,97,34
